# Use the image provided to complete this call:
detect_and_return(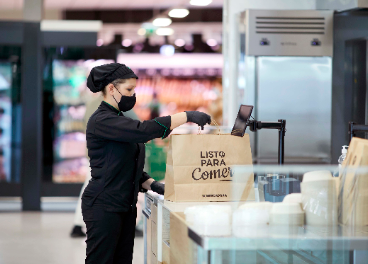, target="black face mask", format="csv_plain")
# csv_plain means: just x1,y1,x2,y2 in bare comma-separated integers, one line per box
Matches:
113,86,136,112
